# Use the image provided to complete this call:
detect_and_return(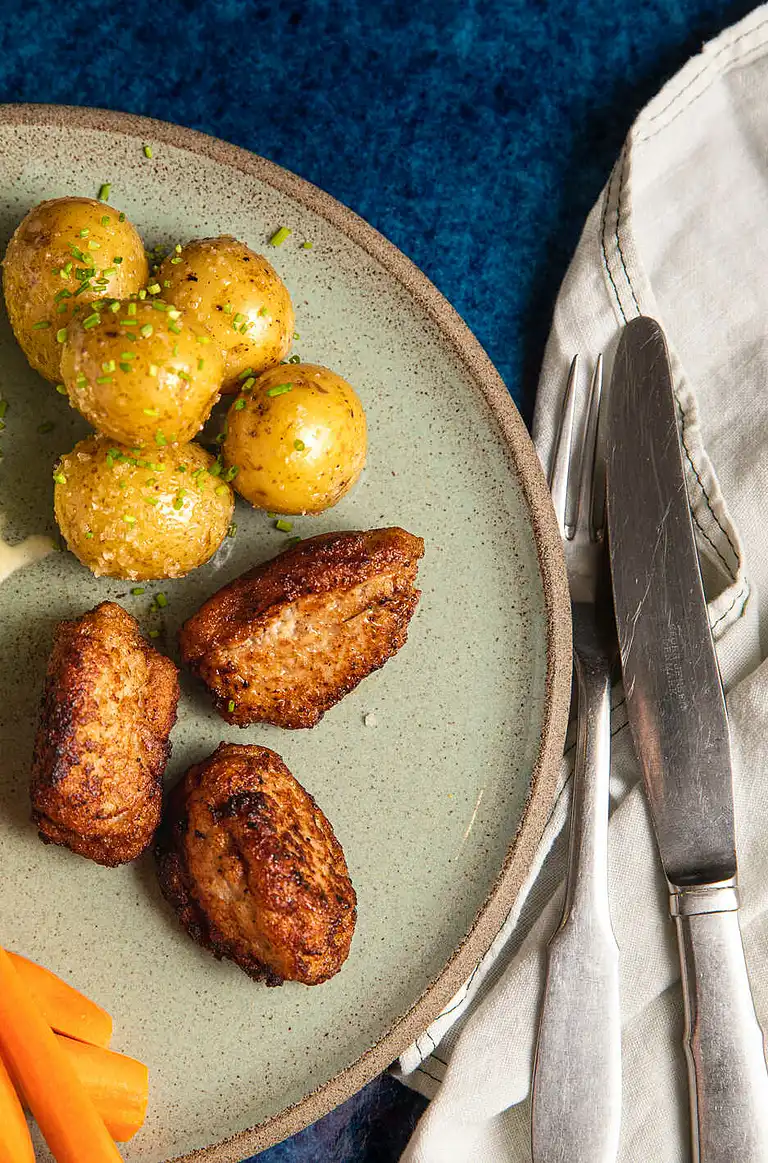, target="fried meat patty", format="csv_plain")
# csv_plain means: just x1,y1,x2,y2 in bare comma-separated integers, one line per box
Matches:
31,601,179,866
179,527,424,729
155,743,356,985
